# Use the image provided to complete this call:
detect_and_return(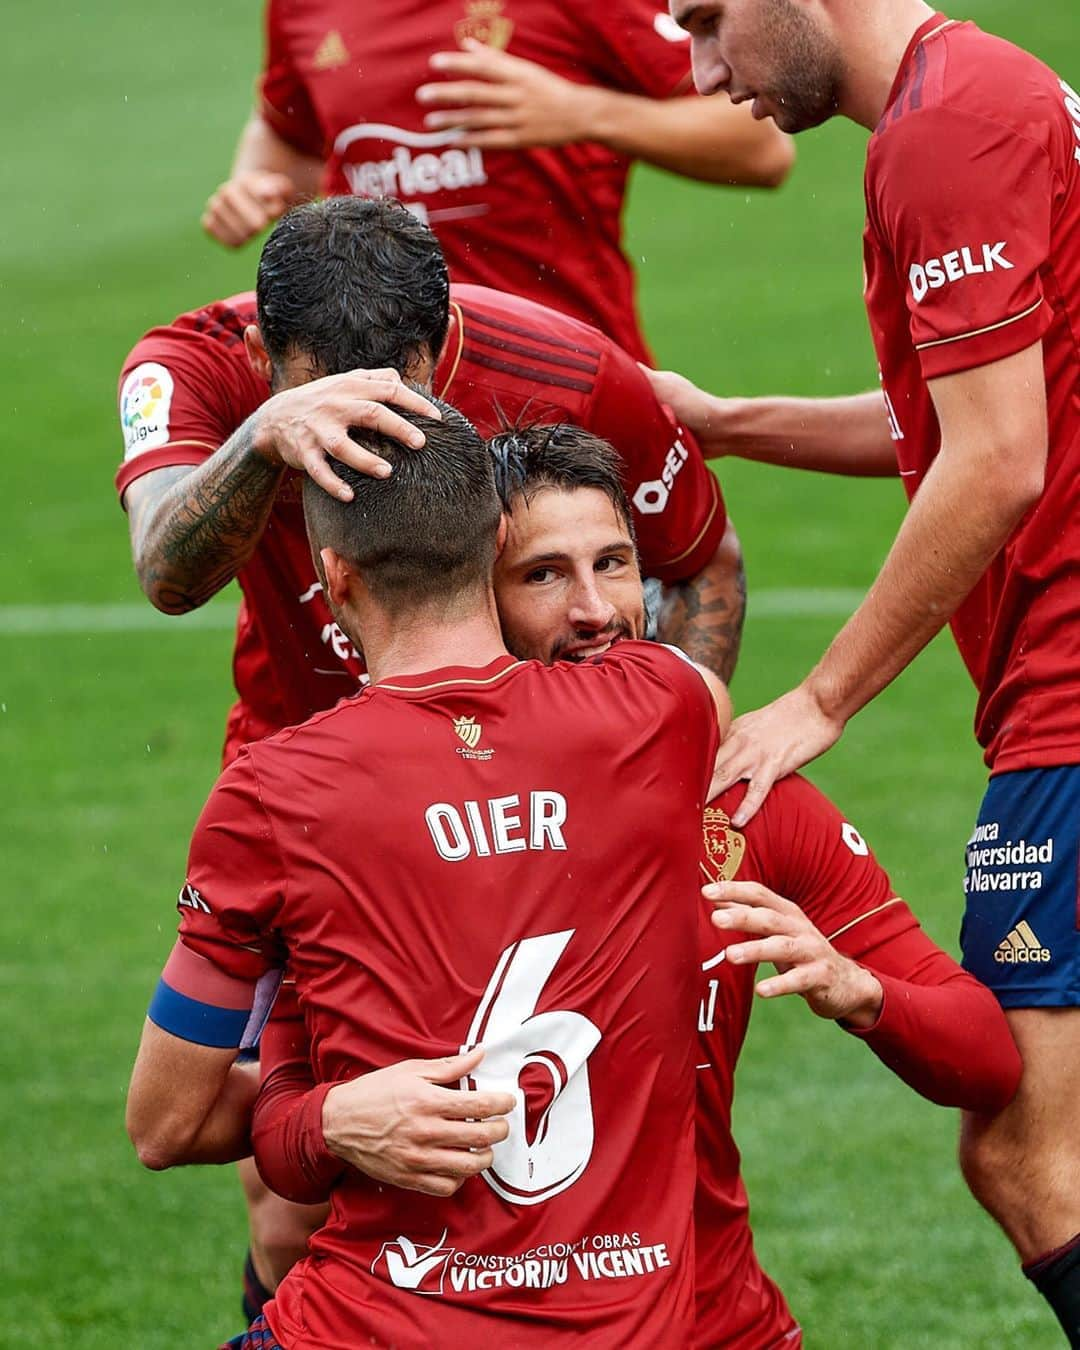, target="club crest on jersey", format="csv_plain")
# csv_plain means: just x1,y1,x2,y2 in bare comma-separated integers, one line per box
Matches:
701,807,746,882
453,714,494,760
455,0,513,49
120,362,174,458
